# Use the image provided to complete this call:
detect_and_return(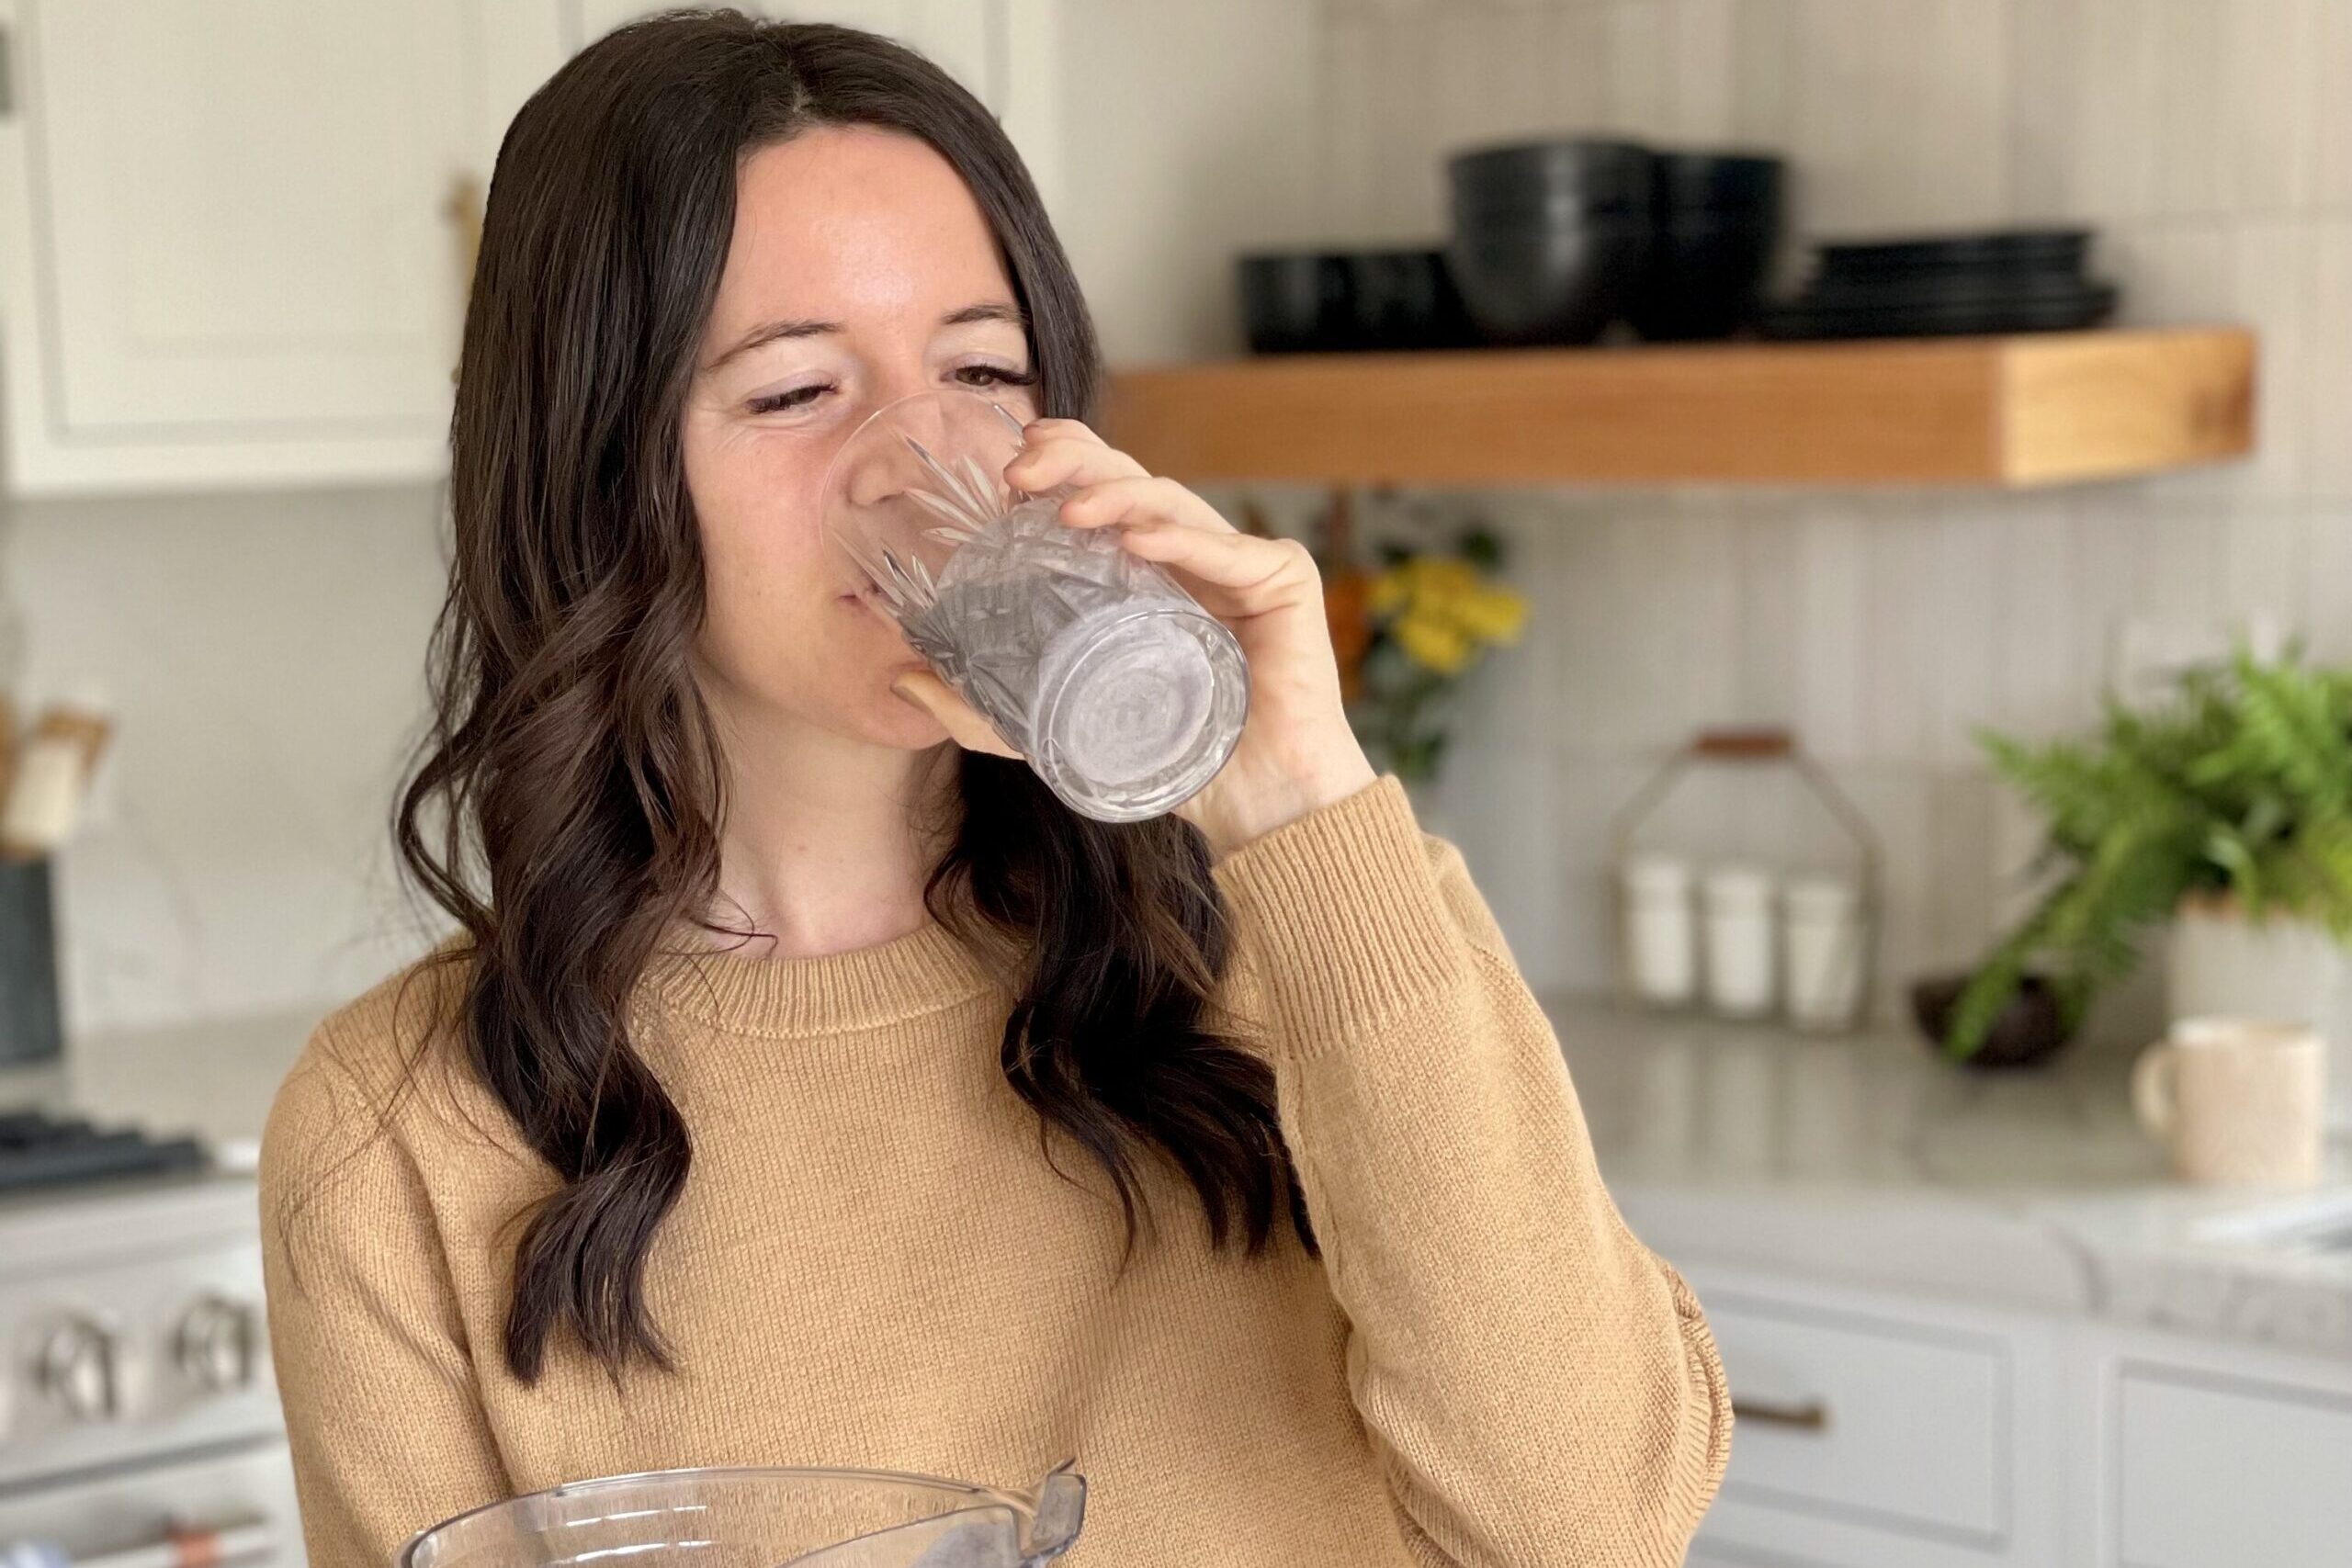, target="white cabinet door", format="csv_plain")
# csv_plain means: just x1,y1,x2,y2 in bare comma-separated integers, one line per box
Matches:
2069,1323,2352,1568
0,0,564,494
561,1,1061,212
